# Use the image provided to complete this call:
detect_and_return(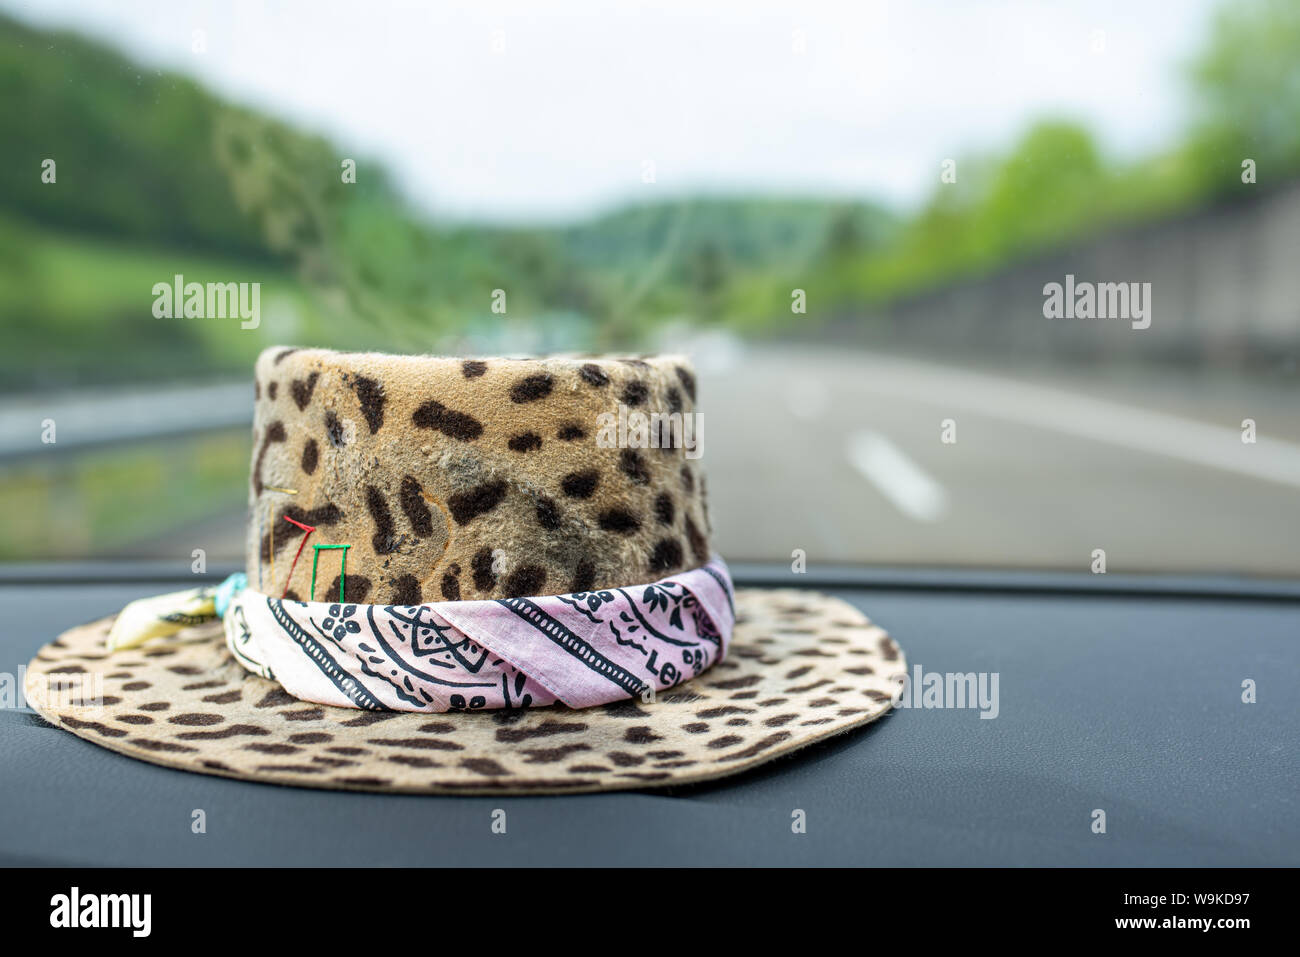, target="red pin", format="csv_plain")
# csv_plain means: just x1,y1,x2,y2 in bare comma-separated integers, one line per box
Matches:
281,516,318,598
